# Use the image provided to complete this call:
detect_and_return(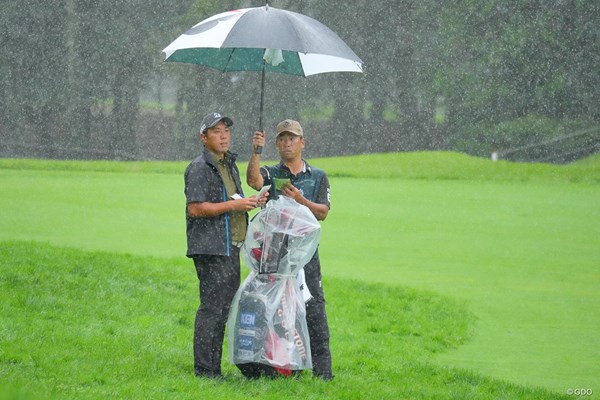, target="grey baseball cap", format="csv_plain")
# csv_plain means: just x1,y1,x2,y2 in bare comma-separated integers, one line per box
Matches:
200,112,233,133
